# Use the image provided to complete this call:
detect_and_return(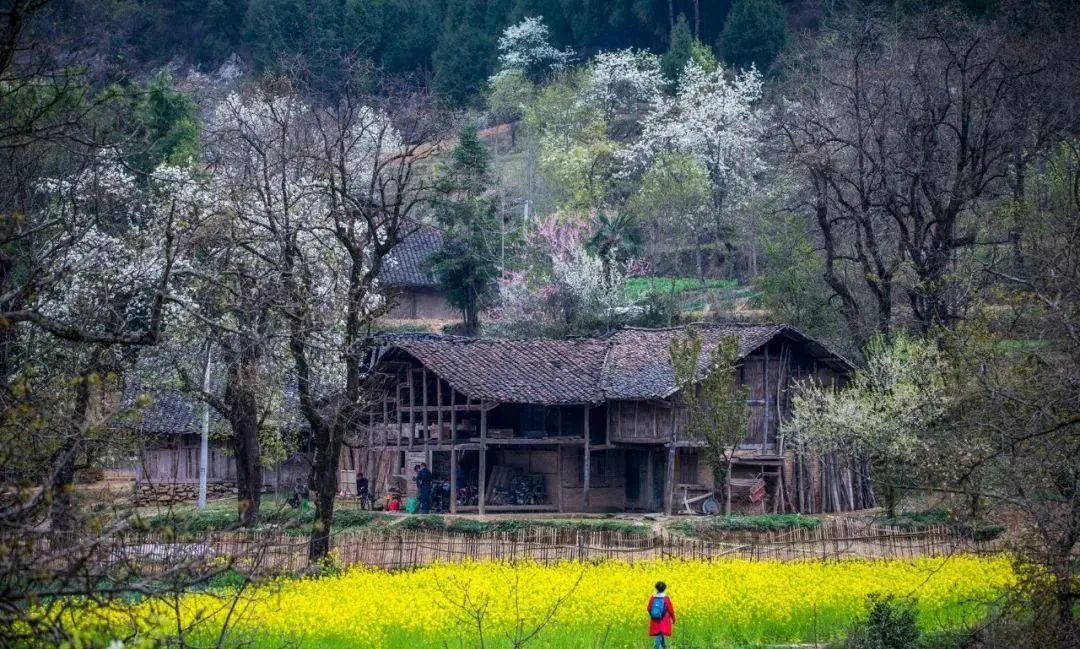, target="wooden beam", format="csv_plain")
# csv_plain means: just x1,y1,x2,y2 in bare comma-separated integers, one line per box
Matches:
478,403,487,516
583,406,591,513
